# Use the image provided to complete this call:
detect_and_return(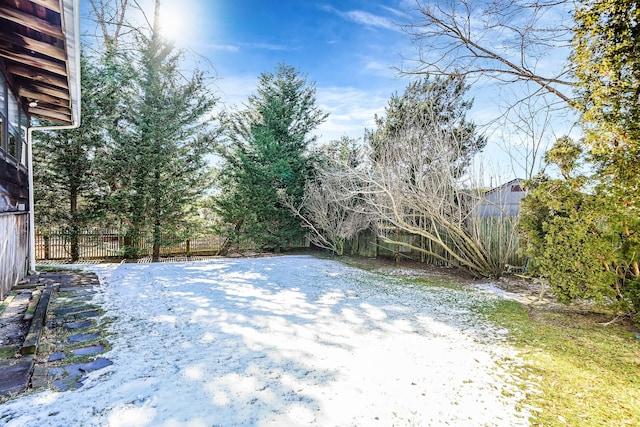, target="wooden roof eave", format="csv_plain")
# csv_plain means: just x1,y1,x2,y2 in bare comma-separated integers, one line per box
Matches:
0,0,80,126
60,0,81,127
